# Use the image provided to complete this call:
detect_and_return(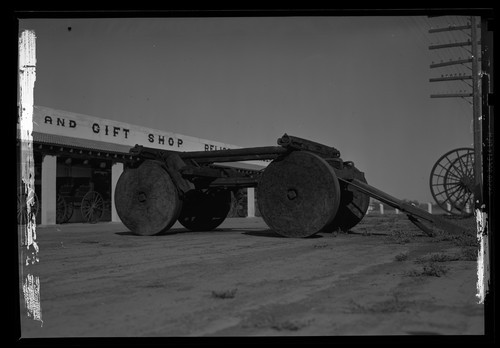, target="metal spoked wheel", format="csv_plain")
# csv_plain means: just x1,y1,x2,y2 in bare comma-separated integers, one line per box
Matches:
56,194,74,224
56,194,67,224
430,148,475,216
17,186,39,225
81,191,104,223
